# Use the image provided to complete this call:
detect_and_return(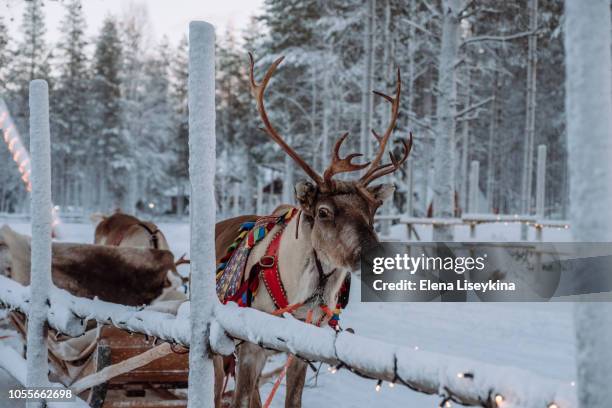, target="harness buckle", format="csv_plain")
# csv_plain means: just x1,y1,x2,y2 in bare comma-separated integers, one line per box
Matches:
259,255,275,268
